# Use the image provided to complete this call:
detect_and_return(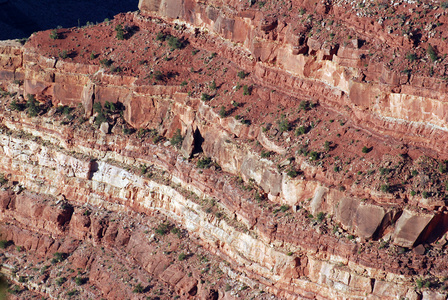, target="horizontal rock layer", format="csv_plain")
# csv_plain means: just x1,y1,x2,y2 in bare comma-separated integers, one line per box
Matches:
1,1,448,298
0,105,445,299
